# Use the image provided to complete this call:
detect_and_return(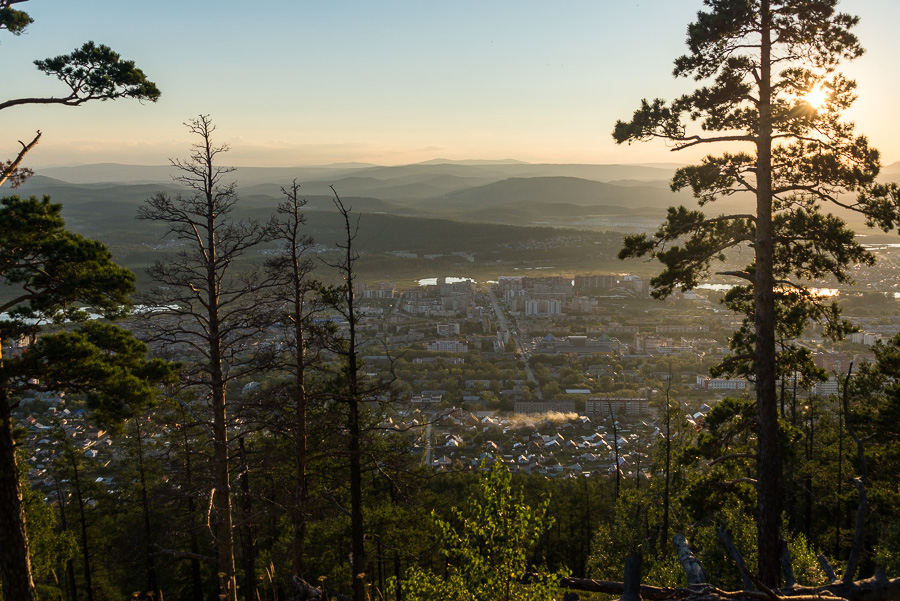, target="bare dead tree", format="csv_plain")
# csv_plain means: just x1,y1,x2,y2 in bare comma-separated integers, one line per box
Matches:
317,190,401,601
322,190,367,601
264,180,326,580
136,115,276,601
